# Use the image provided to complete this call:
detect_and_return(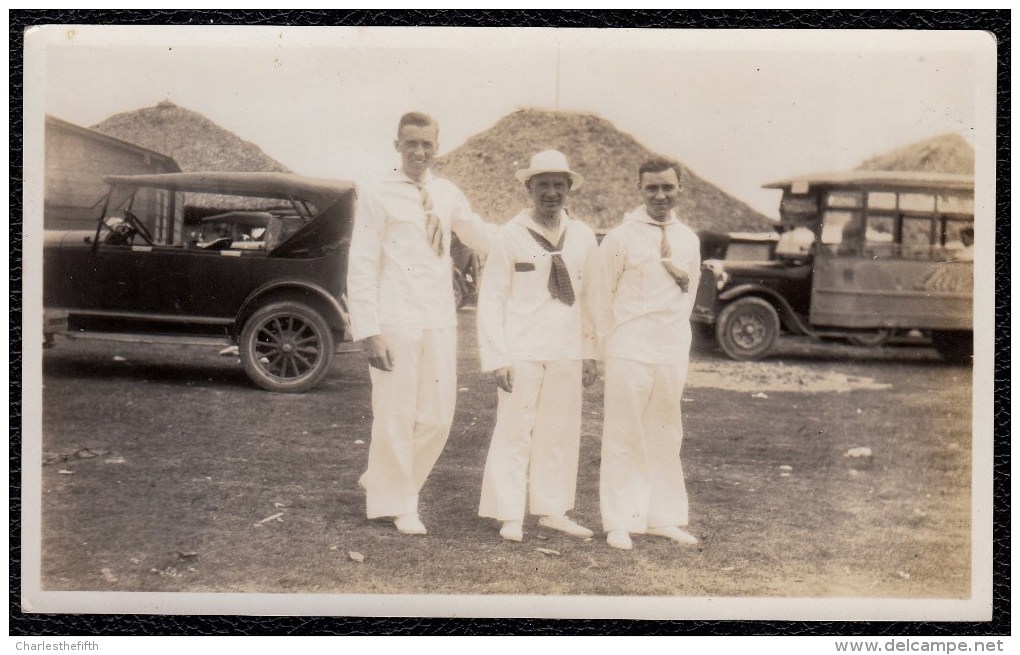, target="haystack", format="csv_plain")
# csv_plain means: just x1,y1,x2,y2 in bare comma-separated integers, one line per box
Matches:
92,101,292,216
432,108,775,232
856,133,974,175
92,100,291,174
